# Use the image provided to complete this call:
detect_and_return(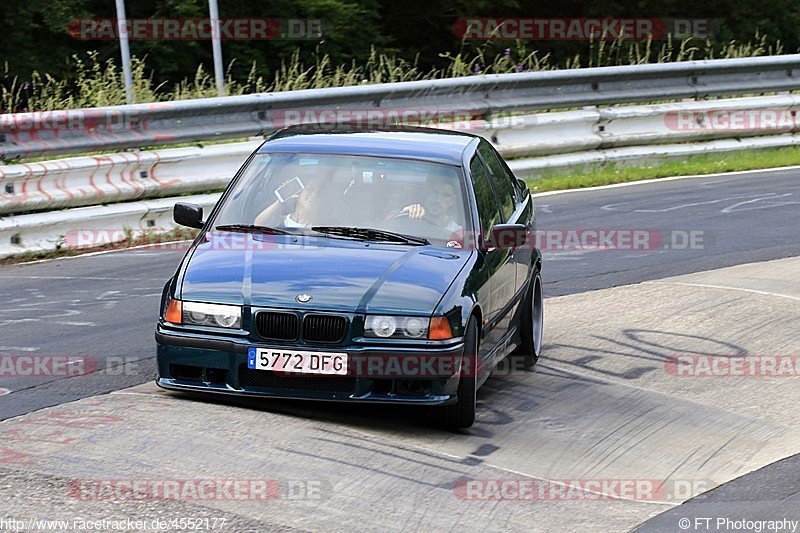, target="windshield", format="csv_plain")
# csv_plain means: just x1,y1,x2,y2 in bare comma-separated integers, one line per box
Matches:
211,152,471,247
